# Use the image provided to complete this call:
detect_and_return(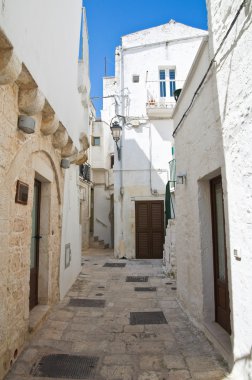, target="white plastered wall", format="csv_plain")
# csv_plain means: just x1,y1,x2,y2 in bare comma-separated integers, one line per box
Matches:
206,0,252,362
0,0,85,147
113,22,207,258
